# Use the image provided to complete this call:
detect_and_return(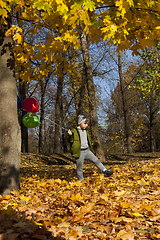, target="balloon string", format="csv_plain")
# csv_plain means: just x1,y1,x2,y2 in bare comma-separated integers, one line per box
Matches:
44,117,68,131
